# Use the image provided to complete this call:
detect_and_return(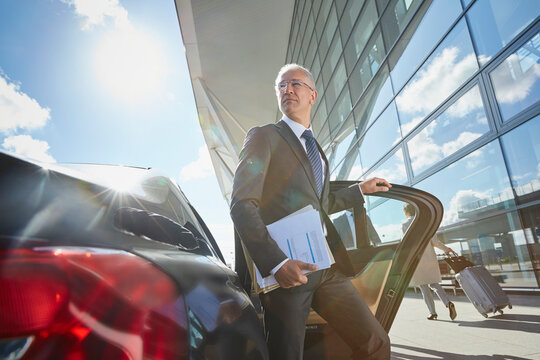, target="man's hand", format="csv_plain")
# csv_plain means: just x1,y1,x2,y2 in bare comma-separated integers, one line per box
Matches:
274,260,318,288
360,177,392,194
